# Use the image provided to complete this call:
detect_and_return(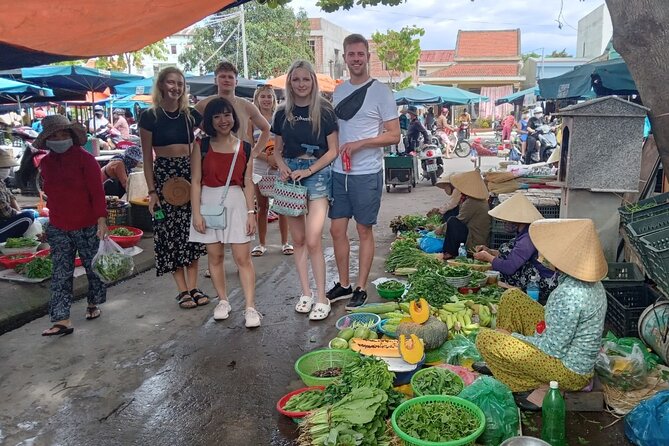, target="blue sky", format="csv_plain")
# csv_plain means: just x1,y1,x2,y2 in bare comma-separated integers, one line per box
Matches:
291,0,607,56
